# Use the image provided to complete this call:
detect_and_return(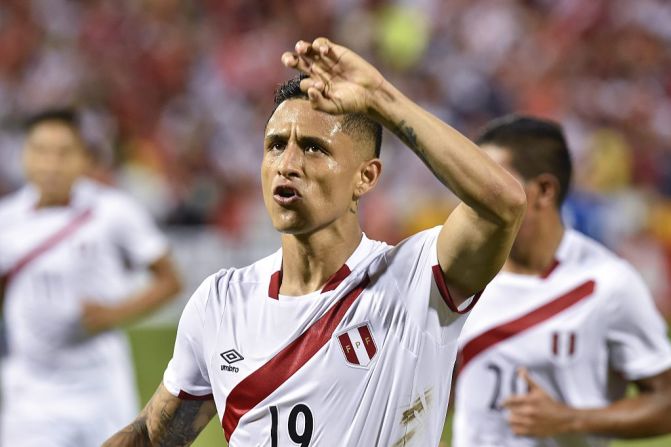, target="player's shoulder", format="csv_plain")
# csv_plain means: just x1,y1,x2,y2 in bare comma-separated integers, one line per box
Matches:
75,179,161,229
190,269,229,304
181,251,279,327
564,229,621,269
387,226,441,255
203,250,281,301
75,179,140,210
564,229,643,289
0,186,33,217
377,226,441,270
231,250,281,287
